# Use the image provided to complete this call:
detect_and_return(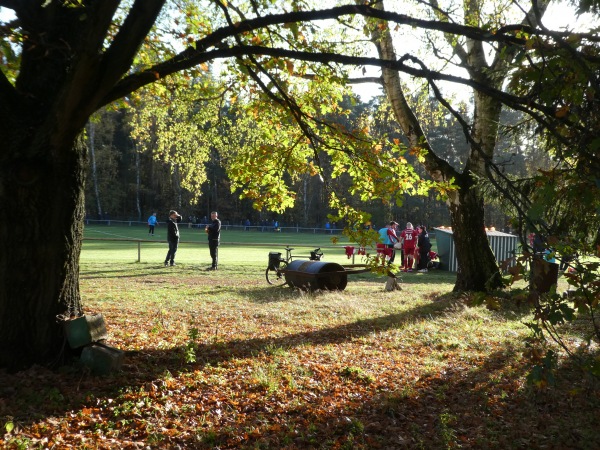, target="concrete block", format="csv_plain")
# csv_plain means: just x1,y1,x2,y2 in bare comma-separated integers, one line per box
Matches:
63,314,108,348
80,342,124,375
